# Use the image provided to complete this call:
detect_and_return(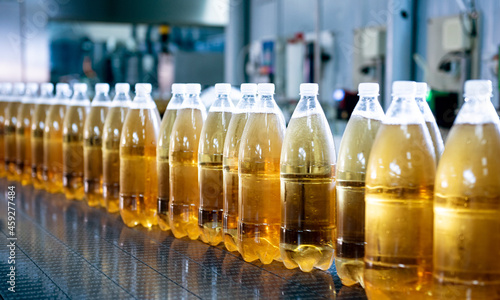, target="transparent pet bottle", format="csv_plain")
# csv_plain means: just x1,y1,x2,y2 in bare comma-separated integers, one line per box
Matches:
223,83,257,252
0,83,13,178
5,83,25,181
238,83,285,264
280,83,336,272
16,83,38,185
335,83,385,286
